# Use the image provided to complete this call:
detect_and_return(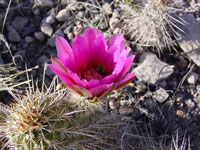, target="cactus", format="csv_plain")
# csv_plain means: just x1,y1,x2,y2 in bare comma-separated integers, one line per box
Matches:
0,78,122,150
121,0,185,55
